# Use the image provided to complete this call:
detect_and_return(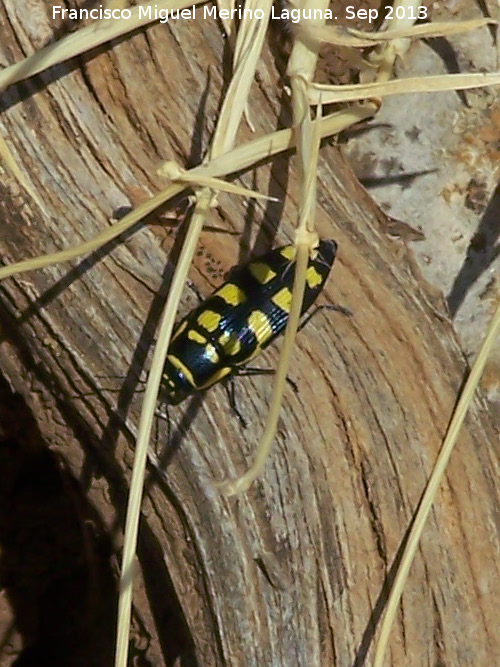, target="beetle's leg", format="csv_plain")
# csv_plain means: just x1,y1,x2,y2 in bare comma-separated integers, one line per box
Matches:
155,400,170,421
298,303,352,332
153,400,172,457
224,376,248,428
235,367,299,393
235,366,276,377
187,280,205,304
